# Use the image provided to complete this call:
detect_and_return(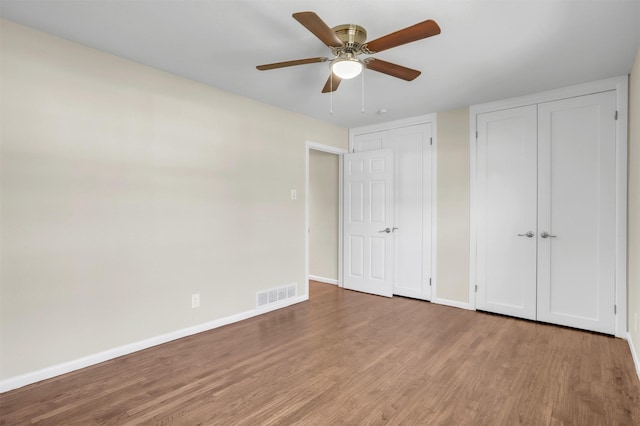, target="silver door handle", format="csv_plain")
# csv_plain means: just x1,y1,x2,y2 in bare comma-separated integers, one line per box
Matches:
392,227,399,232
517,231,535,238
379,228,391,233
540,232,557,238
